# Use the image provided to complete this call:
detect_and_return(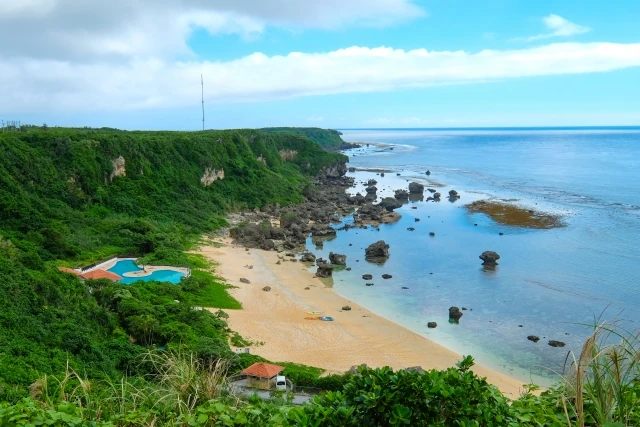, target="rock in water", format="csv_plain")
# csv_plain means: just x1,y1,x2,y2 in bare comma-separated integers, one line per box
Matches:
378,197,402,212
548,340,566,347
382,274,392,279
433,192,441,200
365,185,378,194
329,252,347,265
427,322,437,328
394,189,409,200
409,182,425,194
362,274,373,280
426,170,431,176
316,261,334,278
527,335,540,343
300,252,316,263
479,251,501,266
449,307,463,320
365,240,390,261
448,189,460,199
